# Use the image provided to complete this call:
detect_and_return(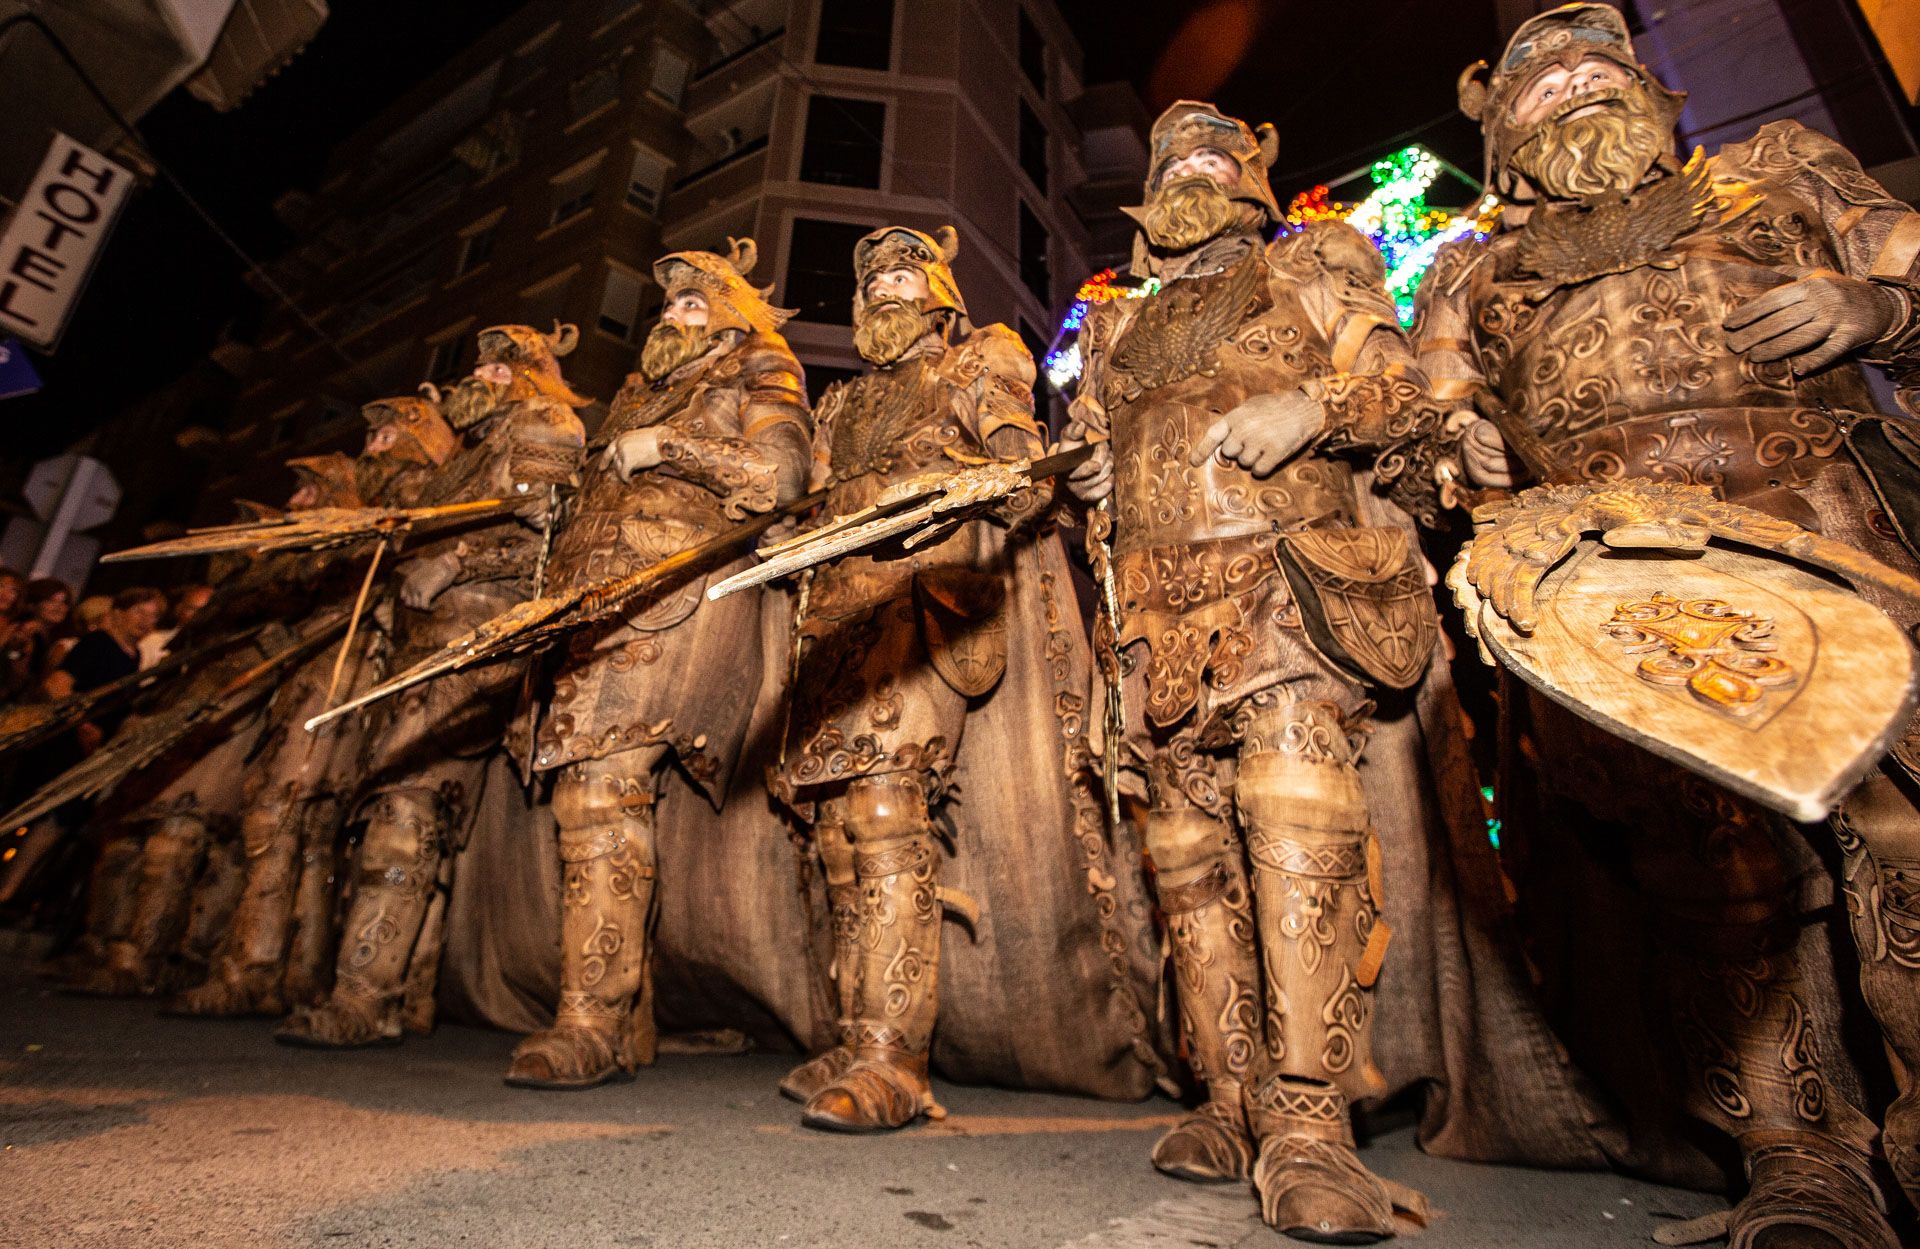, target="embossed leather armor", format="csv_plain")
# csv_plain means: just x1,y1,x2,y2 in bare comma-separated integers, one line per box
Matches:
1076,225,1440,747
781,324,1044,793
508,266,810,1090
535,329,808,778
1071,120,1440,1232
278,331,586,1050
776,226,1051,1130
1421,15,1920,1234
170,398,456,1019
